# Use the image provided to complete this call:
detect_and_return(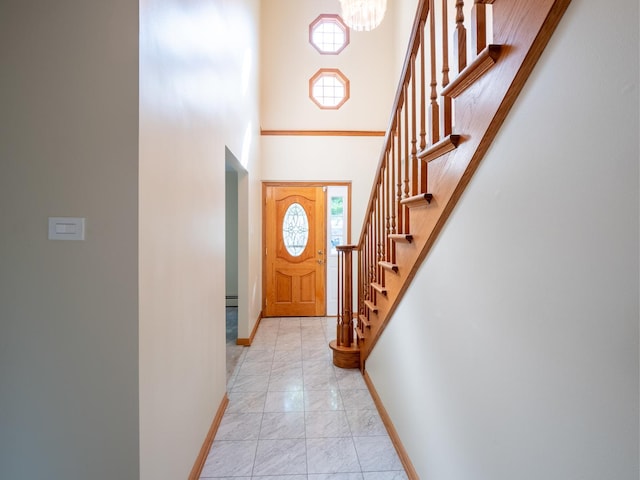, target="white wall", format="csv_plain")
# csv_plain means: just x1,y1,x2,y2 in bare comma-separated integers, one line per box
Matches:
367,0,639,478
139,0,260,478
0,1,139,479
392,0,419,77
262,136,382,239
261,0,396,132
